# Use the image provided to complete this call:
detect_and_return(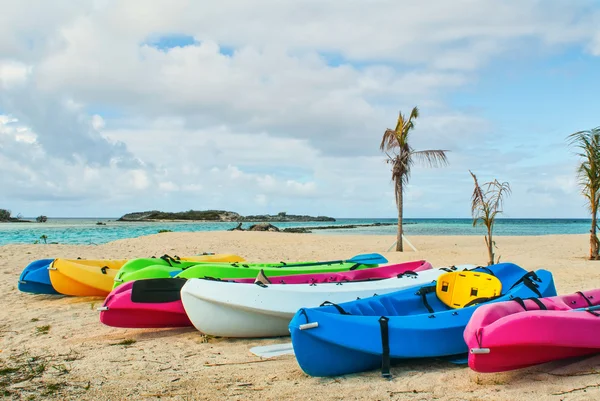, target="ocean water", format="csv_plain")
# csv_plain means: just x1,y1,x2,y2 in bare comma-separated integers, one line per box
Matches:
0,218,592,246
